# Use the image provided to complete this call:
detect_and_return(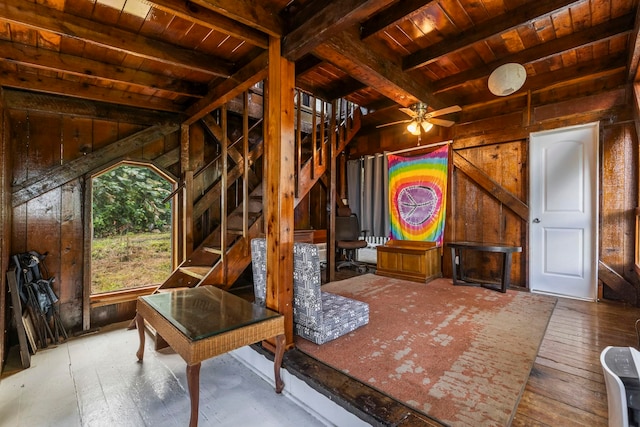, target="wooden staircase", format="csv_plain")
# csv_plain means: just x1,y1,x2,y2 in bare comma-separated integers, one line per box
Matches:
155,95,362,294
